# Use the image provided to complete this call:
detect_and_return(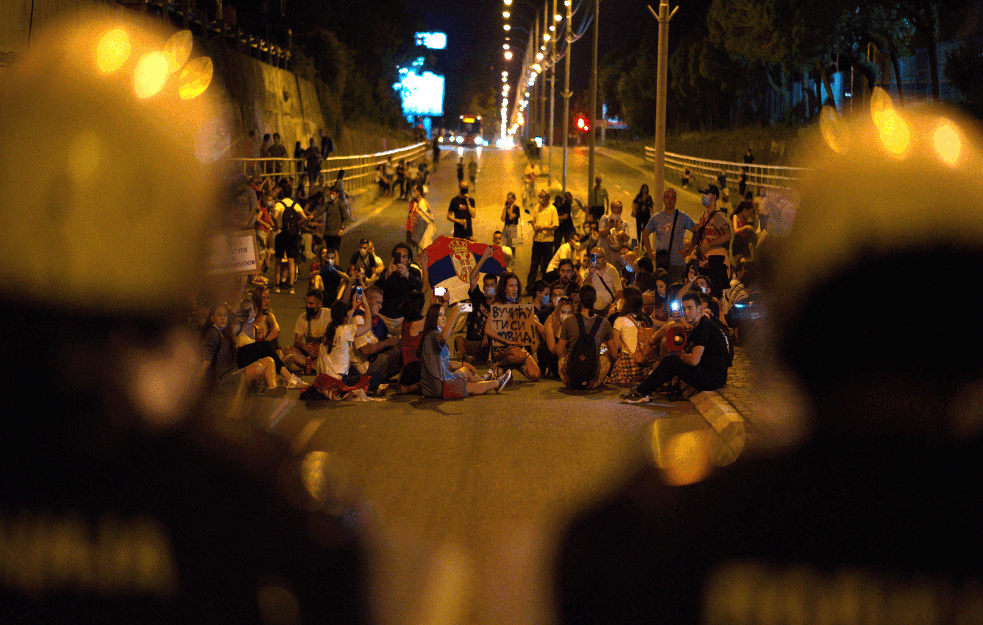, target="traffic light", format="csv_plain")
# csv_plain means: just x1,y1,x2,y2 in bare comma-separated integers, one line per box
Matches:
575,114,590,134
